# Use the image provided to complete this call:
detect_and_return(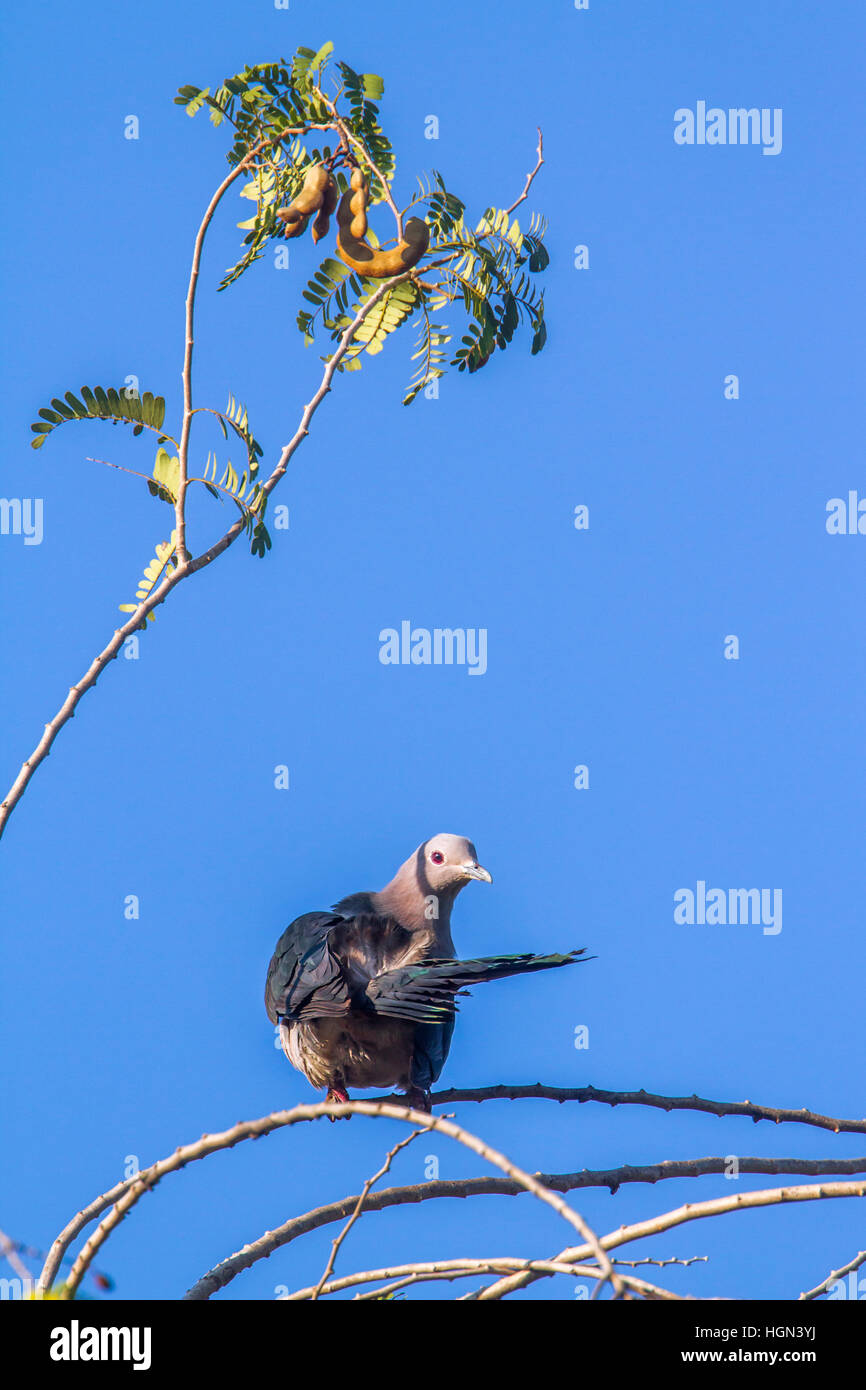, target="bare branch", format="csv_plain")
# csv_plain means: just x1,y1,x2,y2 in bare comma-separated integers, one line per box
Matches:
613,1255,708,1270
425,1083,866,1137
175,143,272,563
287,1256,681,1302
476,1179,866,1300
186,1152,866,1299
799,1248,866,1301
505,128,545,216
41,1099,606,1300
